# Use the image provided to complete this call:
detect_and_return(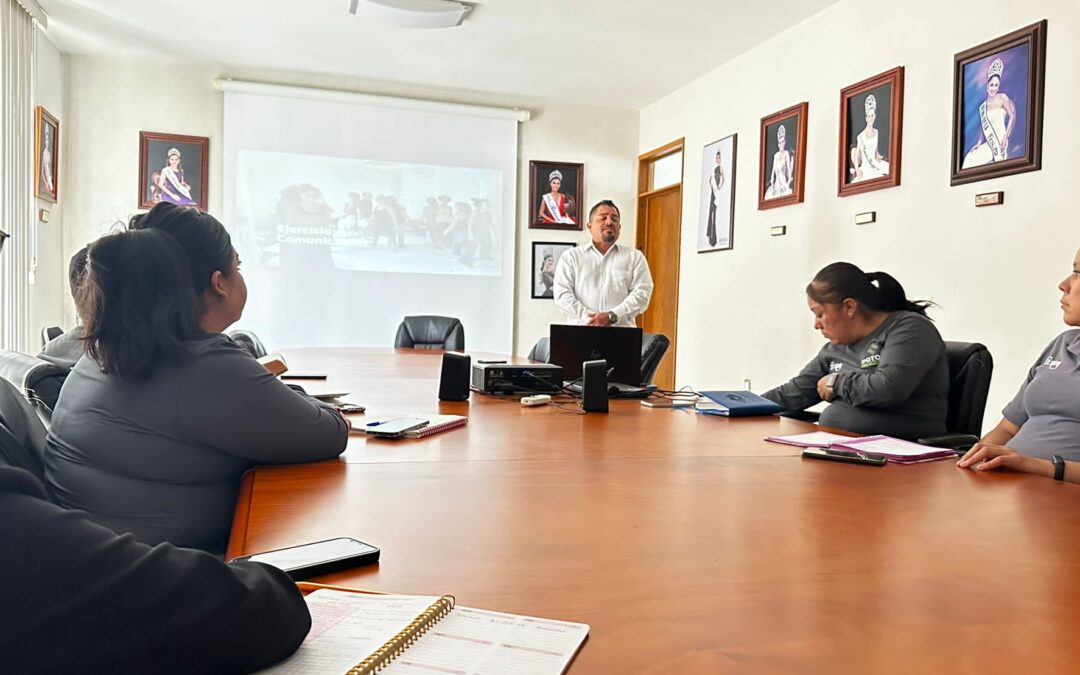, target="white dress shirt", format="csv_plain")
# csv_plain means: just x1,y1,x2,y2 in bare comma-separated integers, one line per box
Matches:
553,242,654,327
